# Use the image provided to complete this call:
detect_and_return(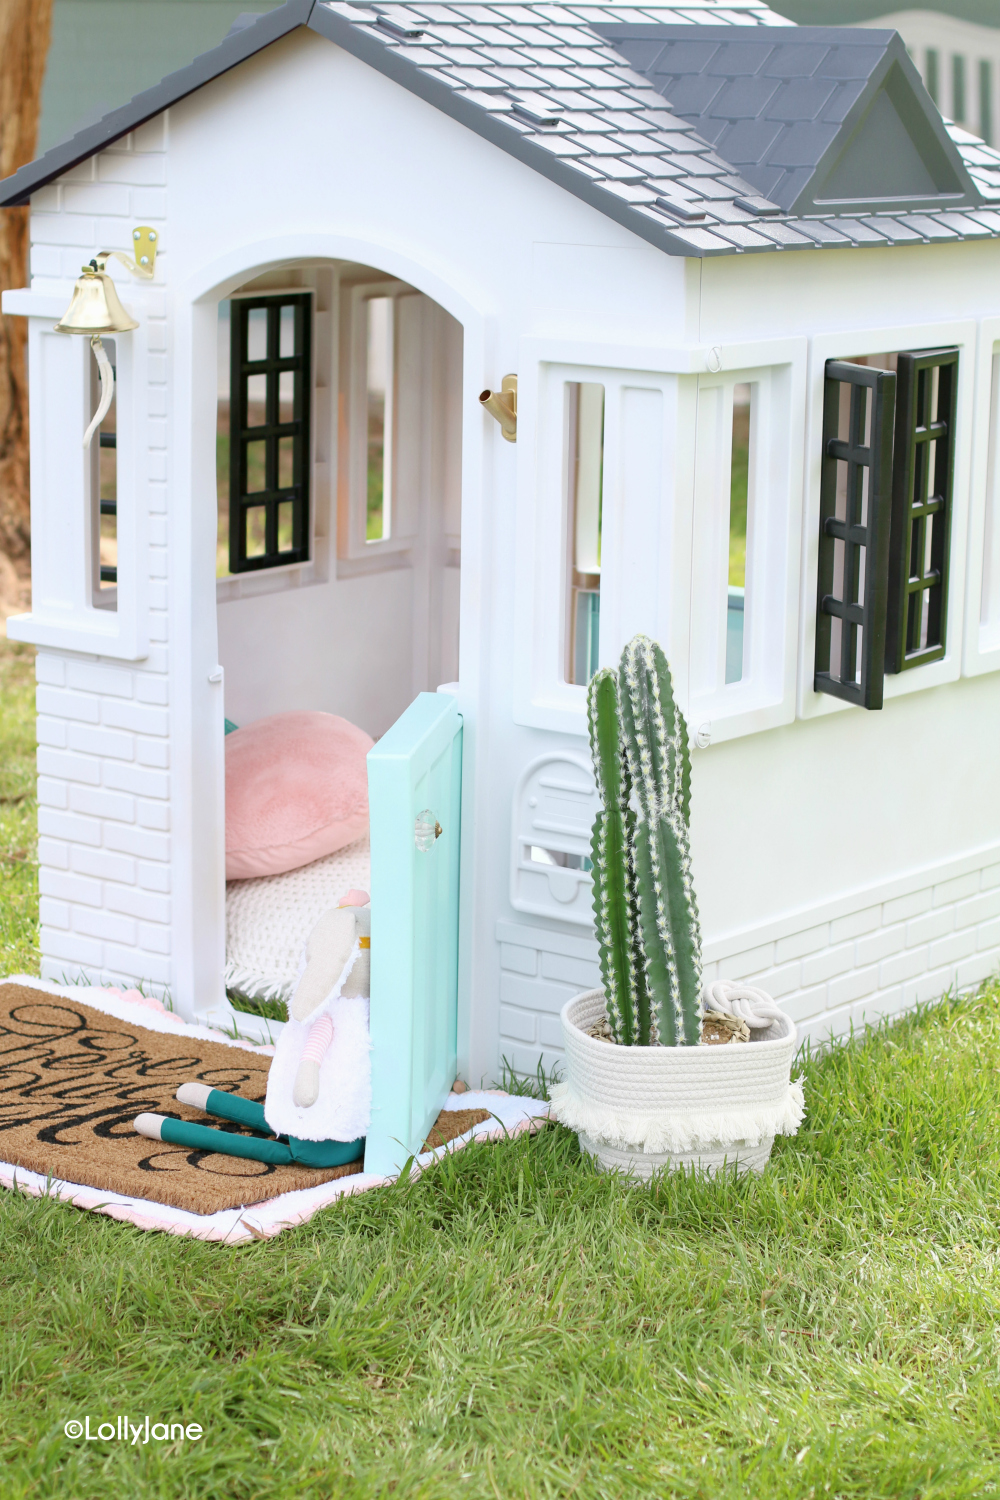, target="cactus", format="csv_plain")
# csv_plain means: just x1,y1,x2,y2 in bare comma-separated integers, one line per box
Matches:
587,671,654,1046
586,636,702,1047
